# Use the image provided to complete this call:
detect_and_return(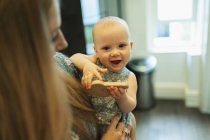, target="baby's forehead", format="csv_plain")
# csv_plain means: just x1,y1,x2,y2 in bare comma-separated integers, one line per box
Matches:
96,17,126,28
93,17,131,39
